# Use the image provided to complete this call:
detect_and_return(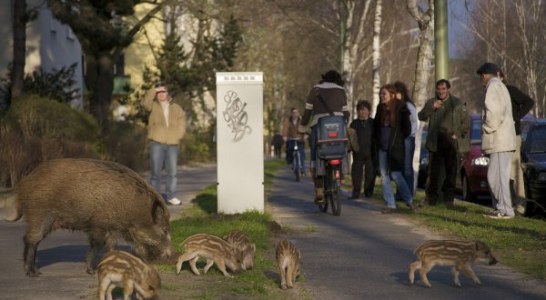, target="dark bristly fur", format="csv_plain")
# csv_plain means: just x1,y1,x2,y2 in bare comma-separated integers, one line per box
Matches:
1,158,174,277
176,233,244,278
276,239,301,289
223,230,256,270
97,250,161,300
408,240,498,288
